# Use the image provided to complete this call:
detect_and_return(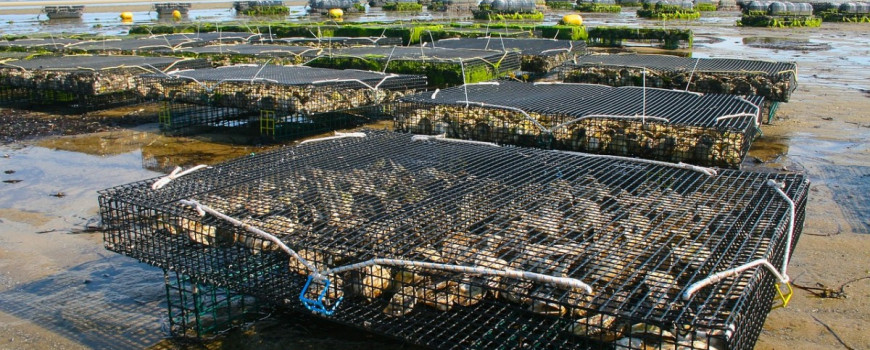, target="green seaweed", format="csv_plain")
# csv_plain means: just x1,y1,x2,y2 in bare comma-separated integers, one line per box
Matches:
382,2,424,11
575,3,622,13
240,5,290,16
695,3,717,11
540,25,589,41
546,1,576,10
472,10,545,21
